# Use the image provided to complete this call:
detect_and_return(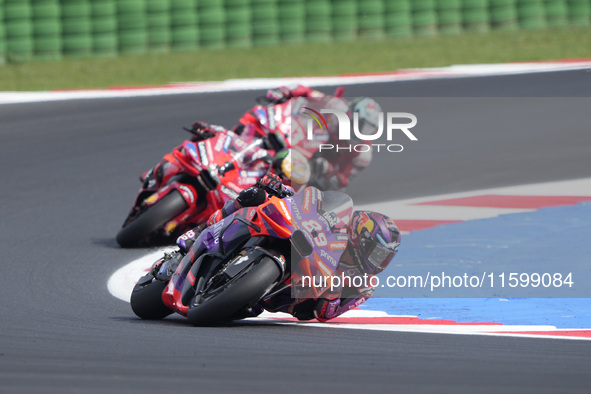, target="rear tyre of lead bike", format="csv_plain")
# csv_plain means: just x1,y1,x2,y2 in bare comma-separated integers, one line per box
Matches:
116,189,188,248
130,278,173,320
186,256,281,326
